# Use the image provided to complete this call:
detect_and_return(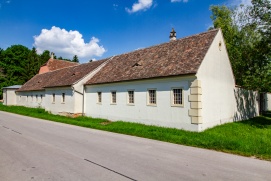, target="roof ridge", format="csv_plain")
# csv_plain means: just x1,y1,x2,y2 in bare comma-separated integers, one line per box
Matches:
99,29,219,60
